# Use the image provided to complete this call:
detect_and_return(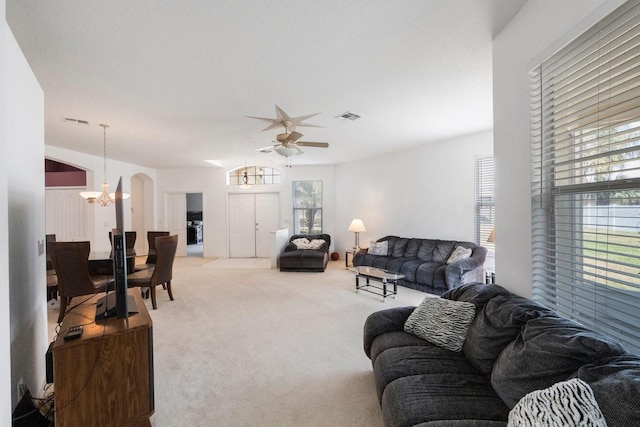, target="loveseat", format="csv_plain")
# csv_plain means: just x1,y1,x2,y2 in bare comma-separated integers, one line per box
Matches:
363,282,640,427
353,236,487,295
279,234,331,272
